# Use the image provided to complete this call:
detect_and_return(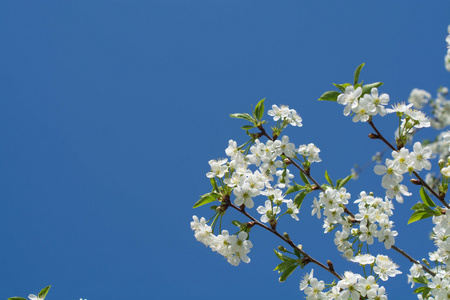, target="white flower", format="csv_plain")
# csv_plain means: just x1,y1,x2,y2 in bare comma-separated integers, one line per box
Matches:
364,87,390,116
298,143,322,163
356,276,379,297
351,254,375,265
206,158,228,178
300,269,315,291
386,102,413,114
233,182,259,208
285,199,300,221
268,104,289,121
374,254,402,281
256,200,280,223
337,85,363,116
311,197,322,219
409,142,432,171
408,88,431,109
352,96,377,122
304,278,325,299
28,295,43,300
